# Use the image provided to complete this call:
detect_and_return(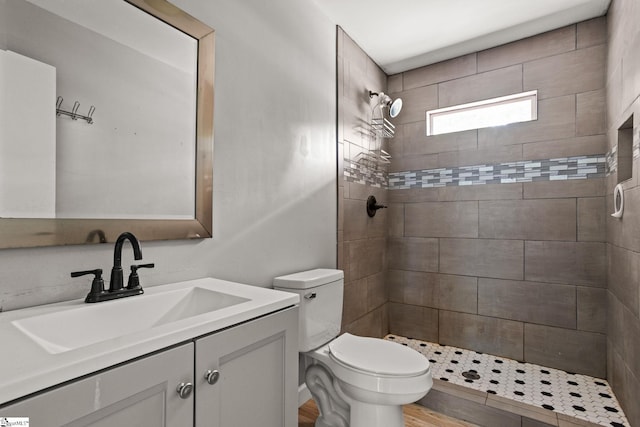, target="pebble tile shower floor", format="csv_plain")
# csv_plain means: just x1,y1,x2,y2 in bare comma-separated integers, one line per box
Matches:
385,335,630,427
